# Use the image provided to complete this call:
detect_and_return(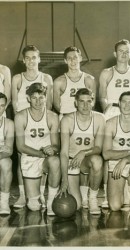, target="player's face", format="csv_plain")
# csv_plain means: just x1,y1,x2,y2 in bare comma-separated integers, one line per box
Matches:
29,92,46,110
76,94,94,115
115,44,130,63
23,51,40,70
0,98,6,116
65,51,82,70
119,95,130,115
